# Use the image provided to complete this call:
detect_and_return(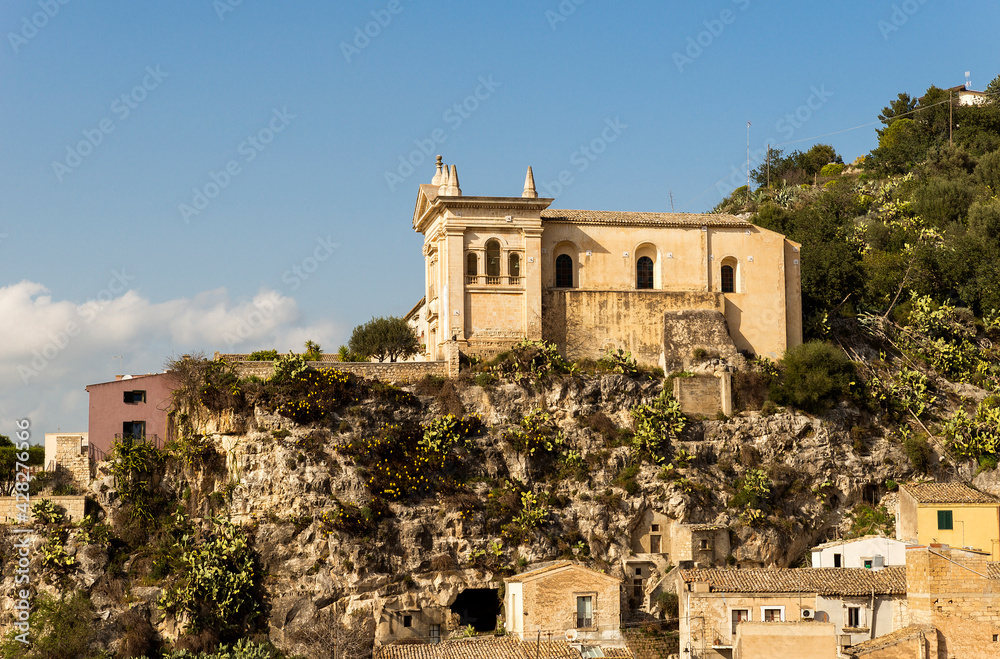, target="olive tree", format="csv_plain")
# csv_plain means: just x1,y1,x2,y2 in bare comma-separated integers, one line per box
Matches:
348,316,419,363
